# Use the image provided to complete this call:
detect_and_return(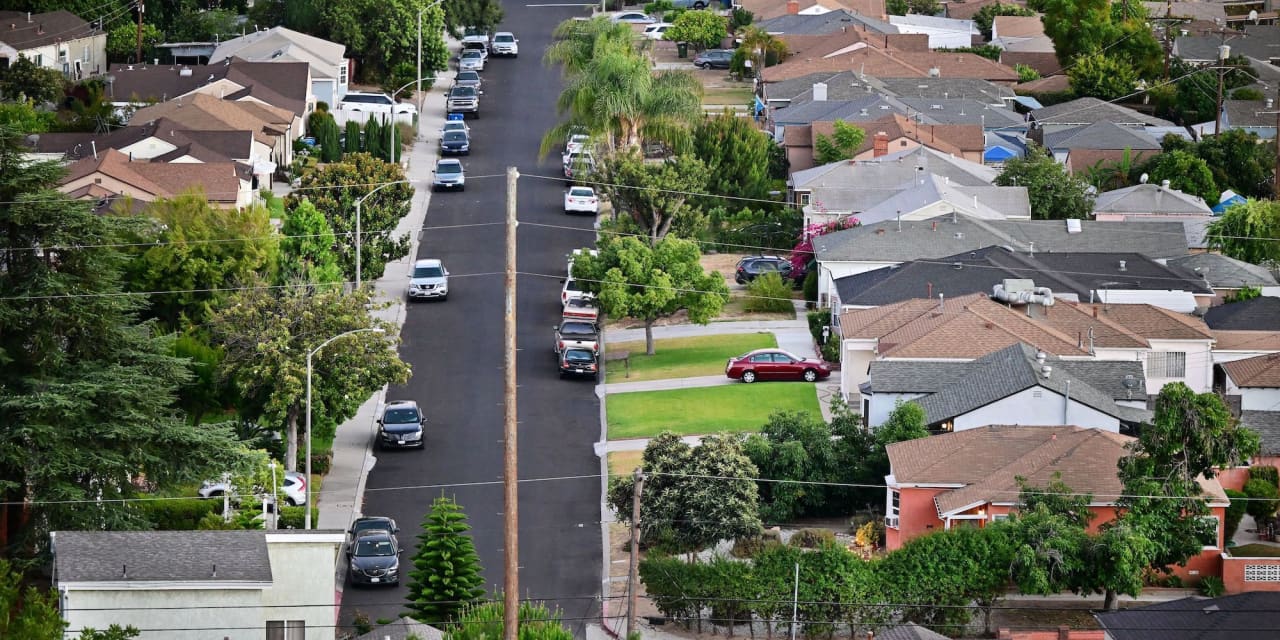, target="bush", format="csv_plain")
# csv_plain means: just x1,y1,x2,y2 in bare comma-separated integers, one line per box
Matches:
744,272,793,313
1199,575,1226,597
1233,87,1265,100
820,337,839,363
1245,479,1280,521
802,270,818,302
196,512,239,530
854,520,884,550
807,310,828,341
1225,488,1247,543
730,533,780,558
1250,465,1280,488
789,527,835,548
309,452,332,475
137,497,221,530
278,505,318,529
